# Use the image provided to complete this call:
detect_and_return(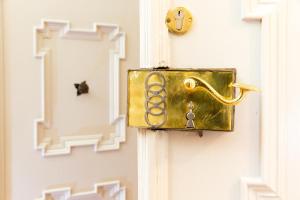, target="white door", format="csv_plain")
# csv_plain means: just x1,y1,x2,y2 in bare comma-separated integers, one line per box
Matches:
138,0,293,200
168,1,260,200
0,0,139,199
